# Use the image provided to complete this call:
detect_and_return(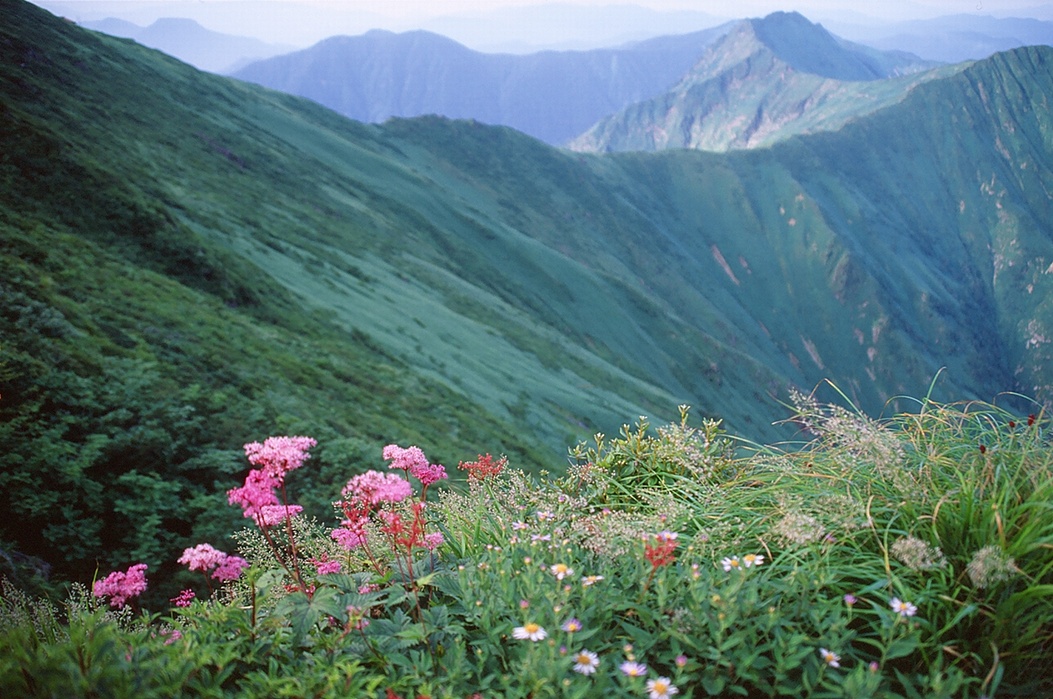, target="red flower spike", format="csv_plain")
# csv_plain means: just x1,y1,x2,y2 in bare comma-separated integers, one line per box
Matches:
644,536,678,569
458,453,507,481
